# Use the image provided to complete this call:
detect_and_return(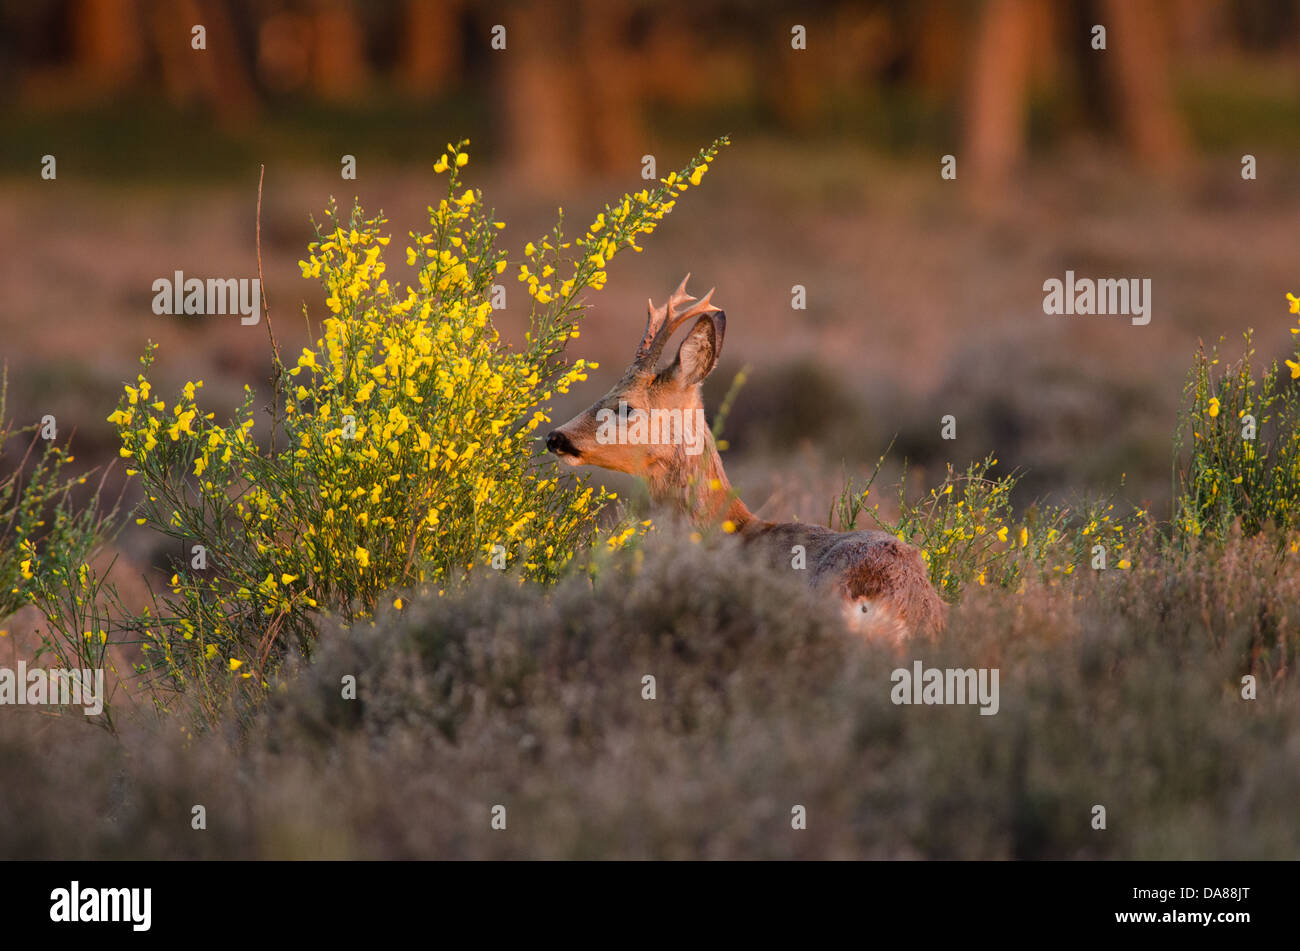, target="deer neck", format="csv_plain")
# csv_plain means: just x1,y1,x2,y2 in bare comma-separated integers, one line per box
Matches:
646,428,757,529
